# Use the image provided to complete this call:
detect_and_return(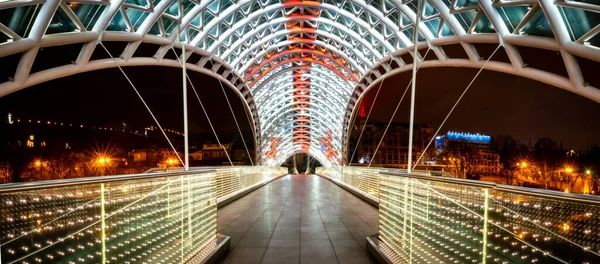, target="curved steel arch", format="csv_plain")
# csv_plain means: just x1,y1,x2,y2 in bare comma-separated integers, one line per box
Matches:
202,2,396,54
252,65,354,94
221,26,378,68
246,57,358,87
0,0,599,166
255,73,351,101
243,49,360,81
256,80,349,107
